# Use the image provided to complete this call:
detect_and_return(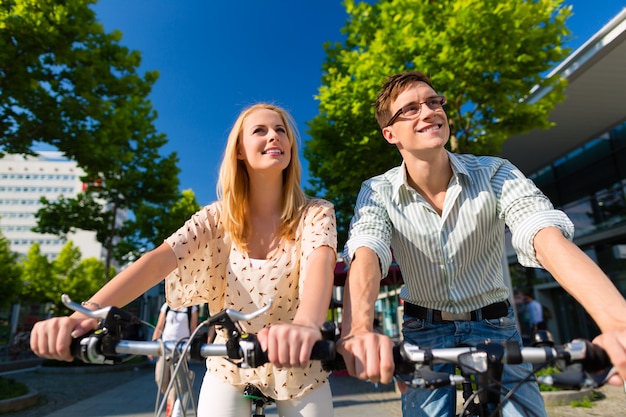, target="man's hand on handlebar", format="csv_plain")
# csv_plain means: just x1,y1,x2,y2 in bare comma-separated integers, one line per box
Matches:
336,330,395,385
257,323,322,369
592,330,626,386
30,315,100,362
